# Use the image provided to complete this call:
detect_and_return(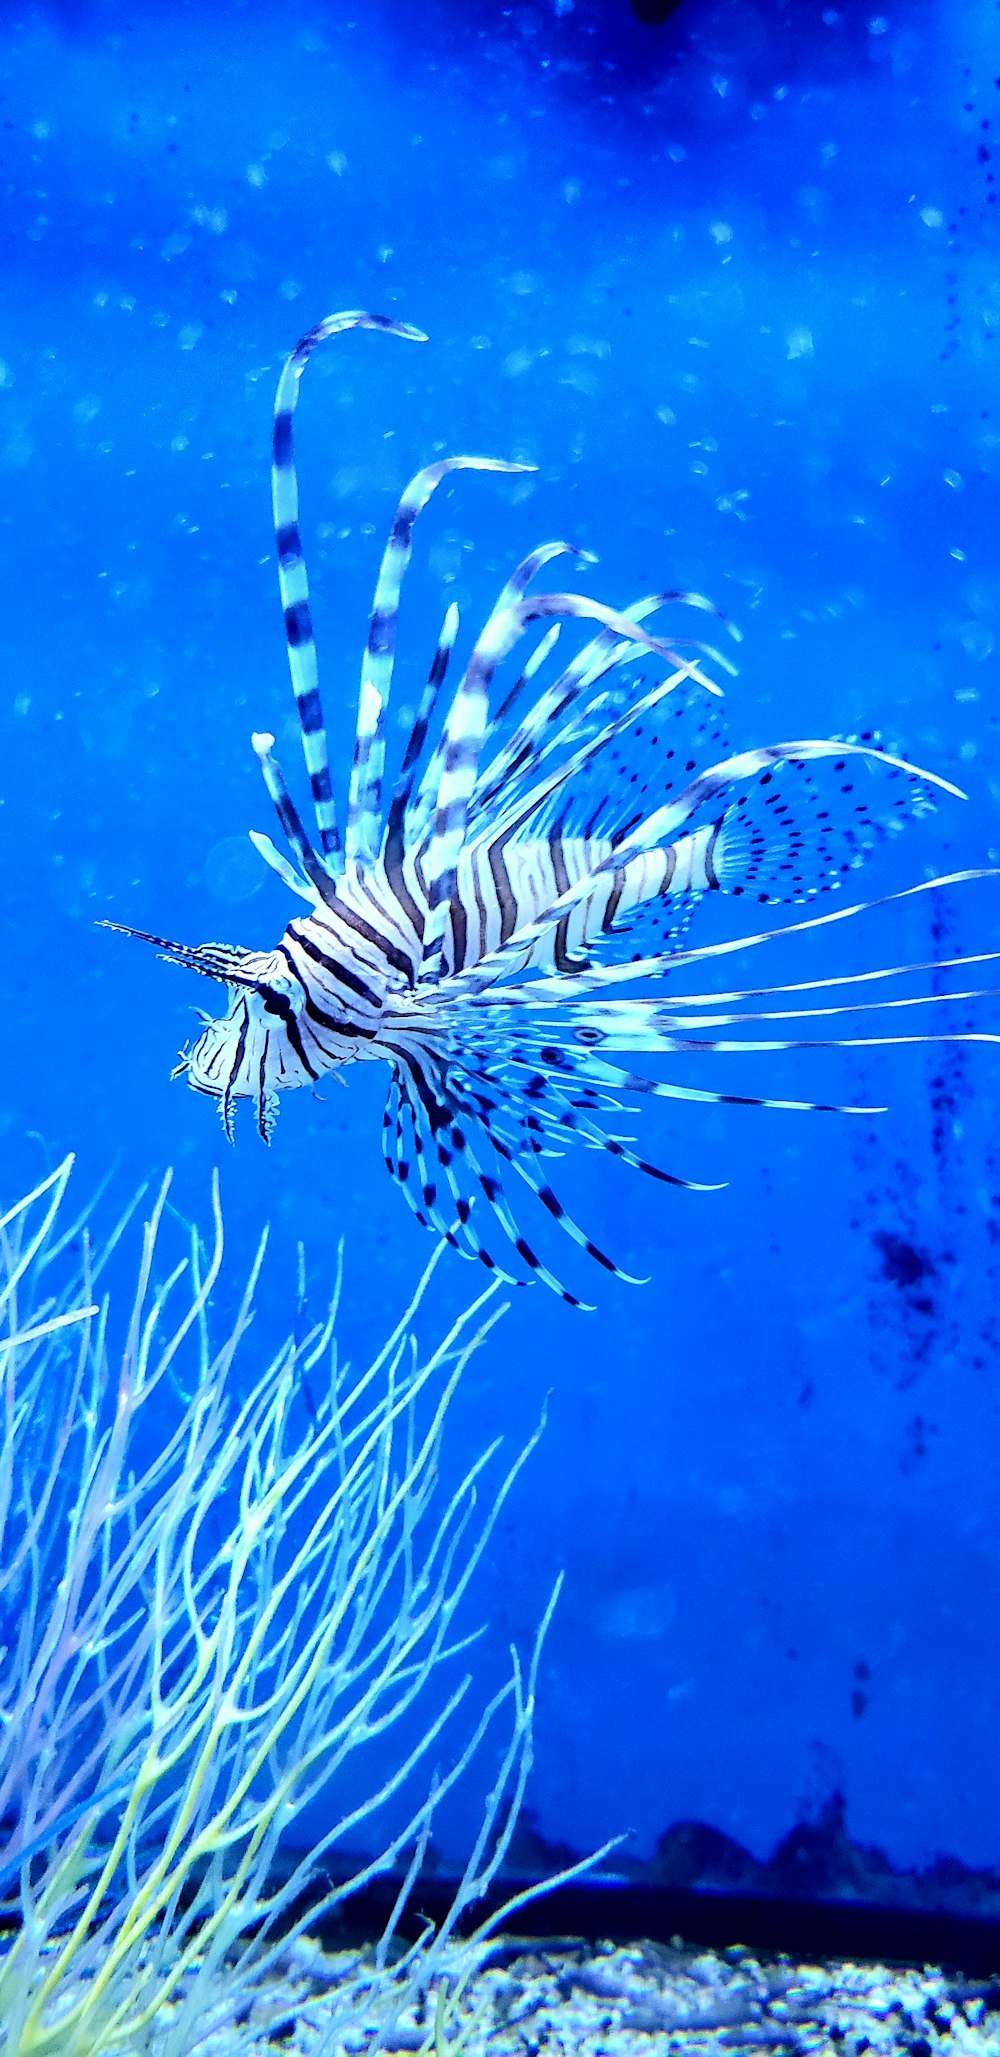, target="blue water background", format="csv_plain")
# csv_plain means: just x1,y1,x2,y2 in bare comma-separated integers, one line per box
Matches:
1,0,999,1888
